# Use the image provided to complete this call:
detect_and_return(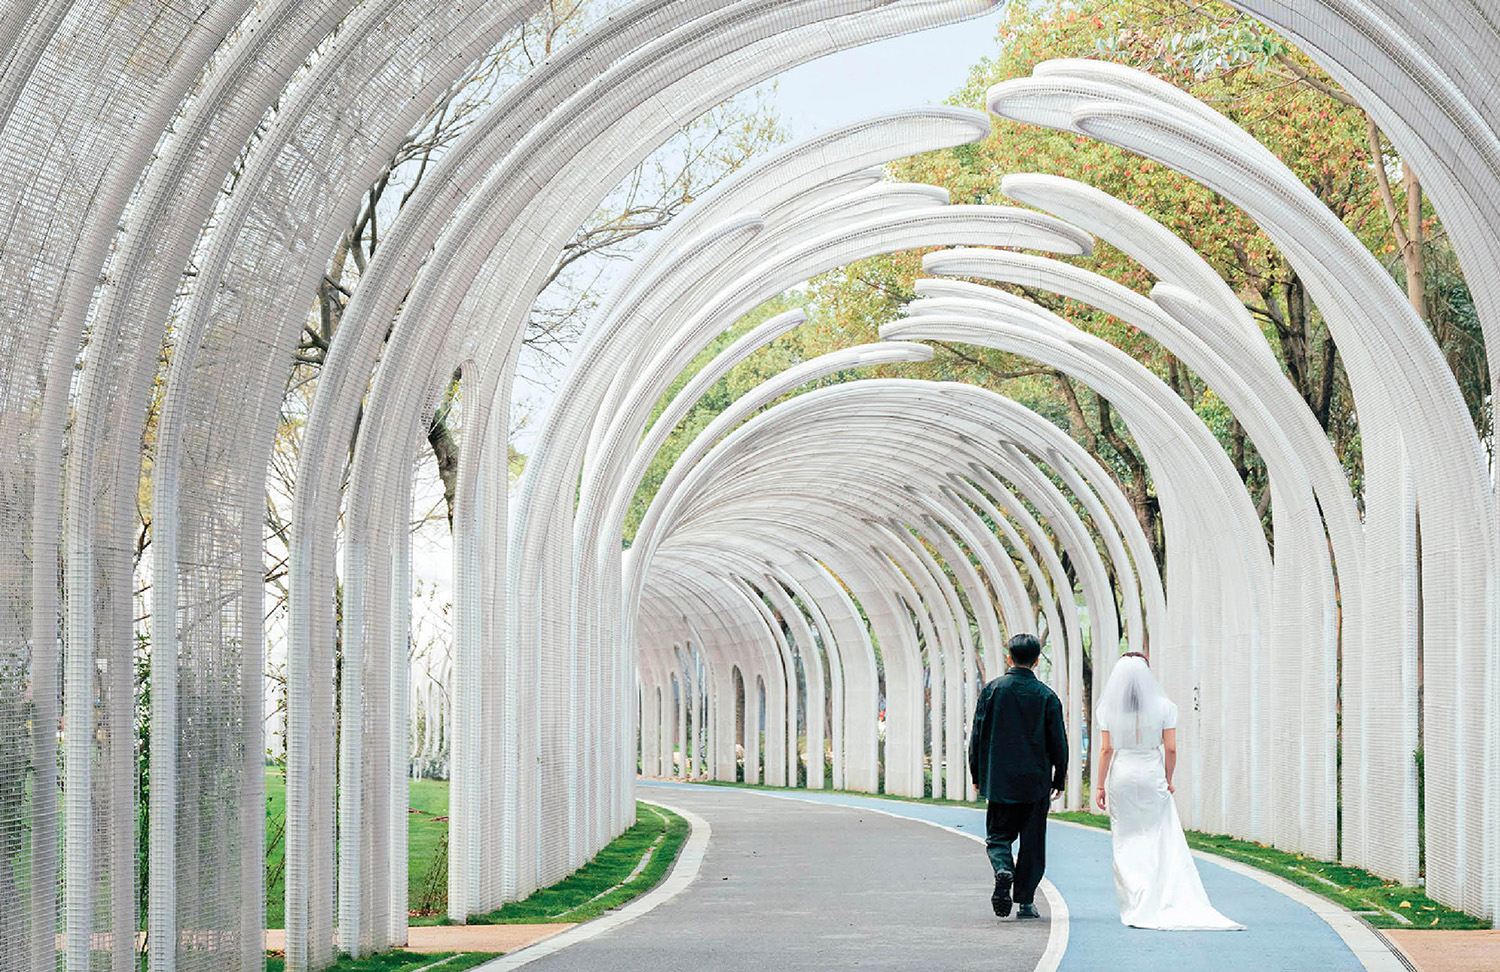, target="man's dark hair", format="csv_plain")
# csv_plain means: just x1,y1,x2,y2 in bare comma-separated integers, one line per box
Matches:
1007,633,1042,667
